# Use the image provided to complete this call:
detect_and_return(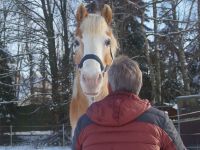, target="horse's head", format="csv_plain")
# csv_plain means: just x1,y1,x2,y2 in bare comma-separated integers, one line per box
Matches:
73,4,117,99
